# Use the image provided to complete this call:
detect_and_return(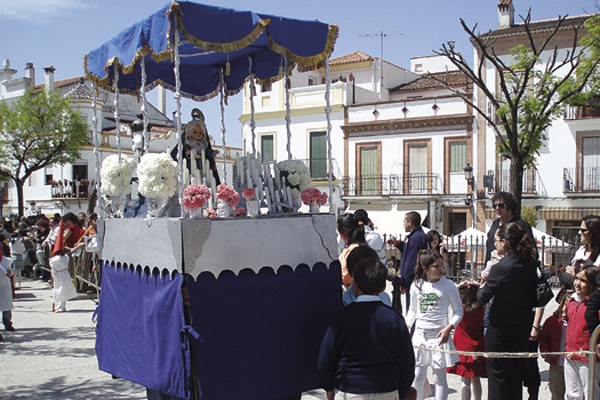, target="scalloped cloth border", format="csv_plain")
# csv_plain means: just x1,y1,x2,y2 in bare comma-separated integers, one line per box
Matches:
84,2,339,96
